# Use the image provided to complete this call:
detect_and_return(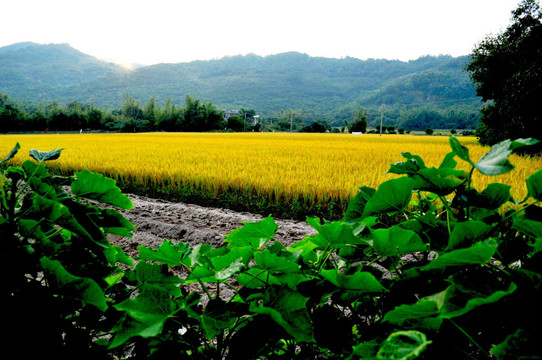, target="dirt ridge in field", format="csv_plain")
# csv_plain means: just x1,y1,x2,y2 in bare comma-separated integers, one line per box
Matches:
109,193,317,257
